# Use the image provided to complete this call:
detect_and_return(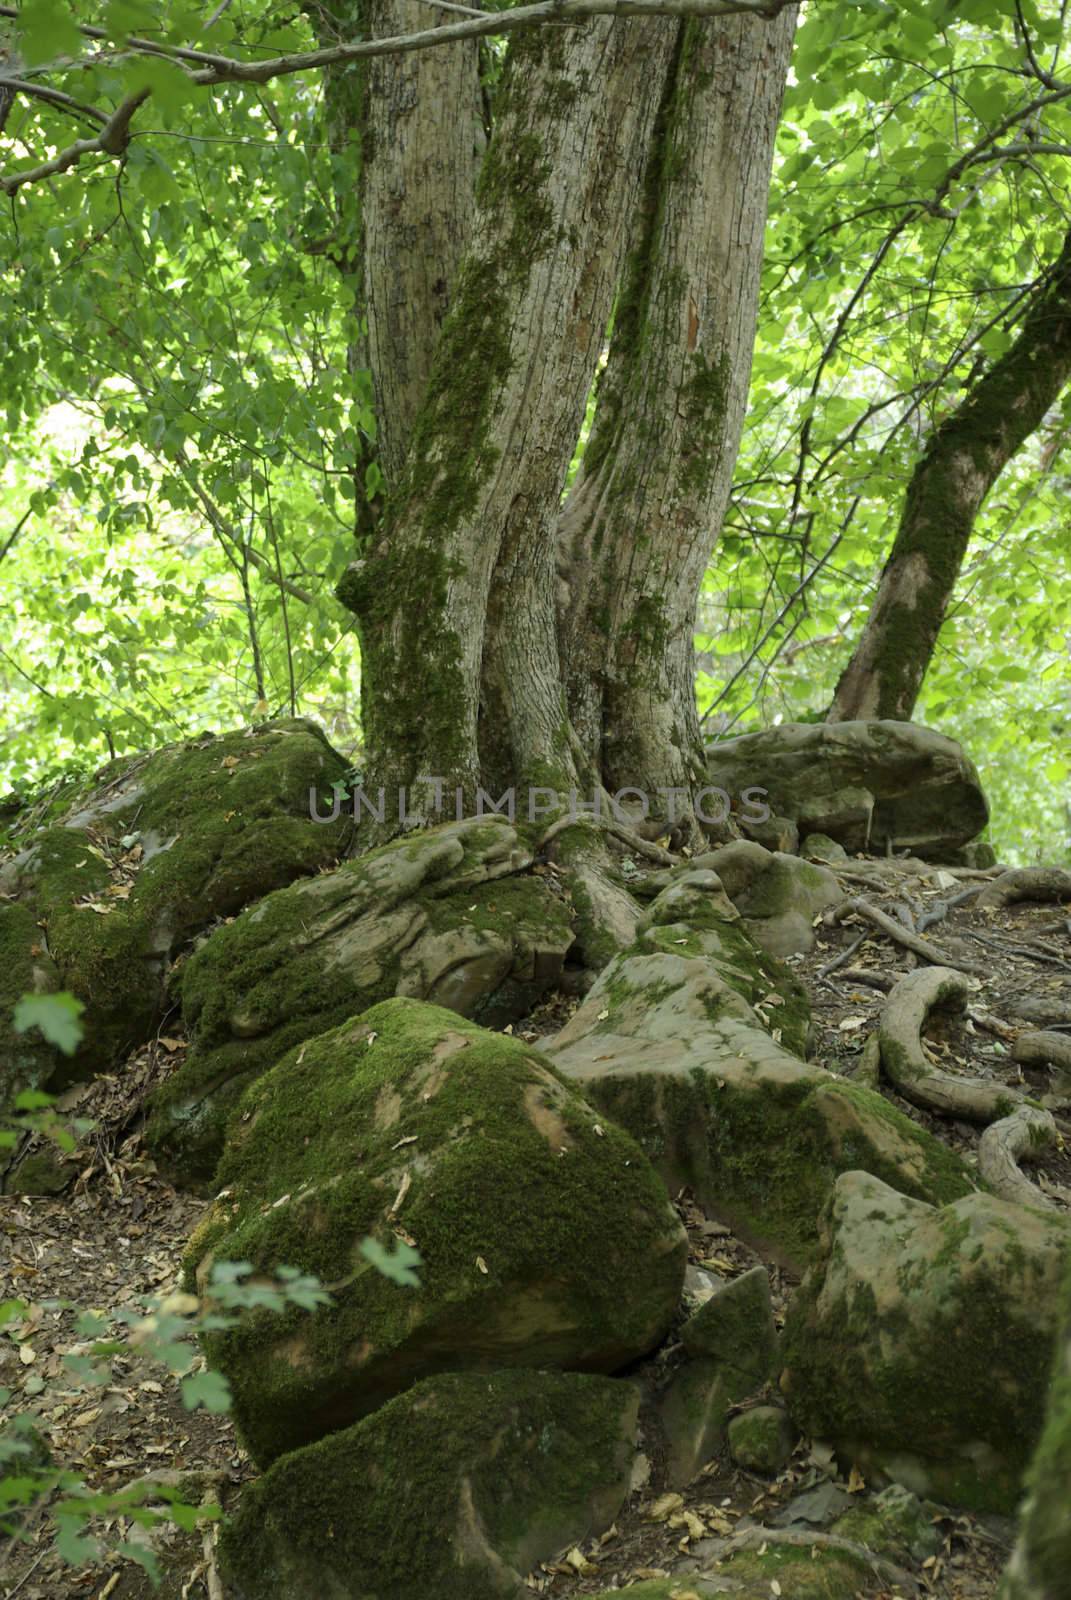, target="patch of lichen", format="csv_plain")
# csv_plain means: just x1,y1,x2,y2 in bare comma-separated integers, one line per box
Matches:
218,1369,635,1600
186,999,683,1464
